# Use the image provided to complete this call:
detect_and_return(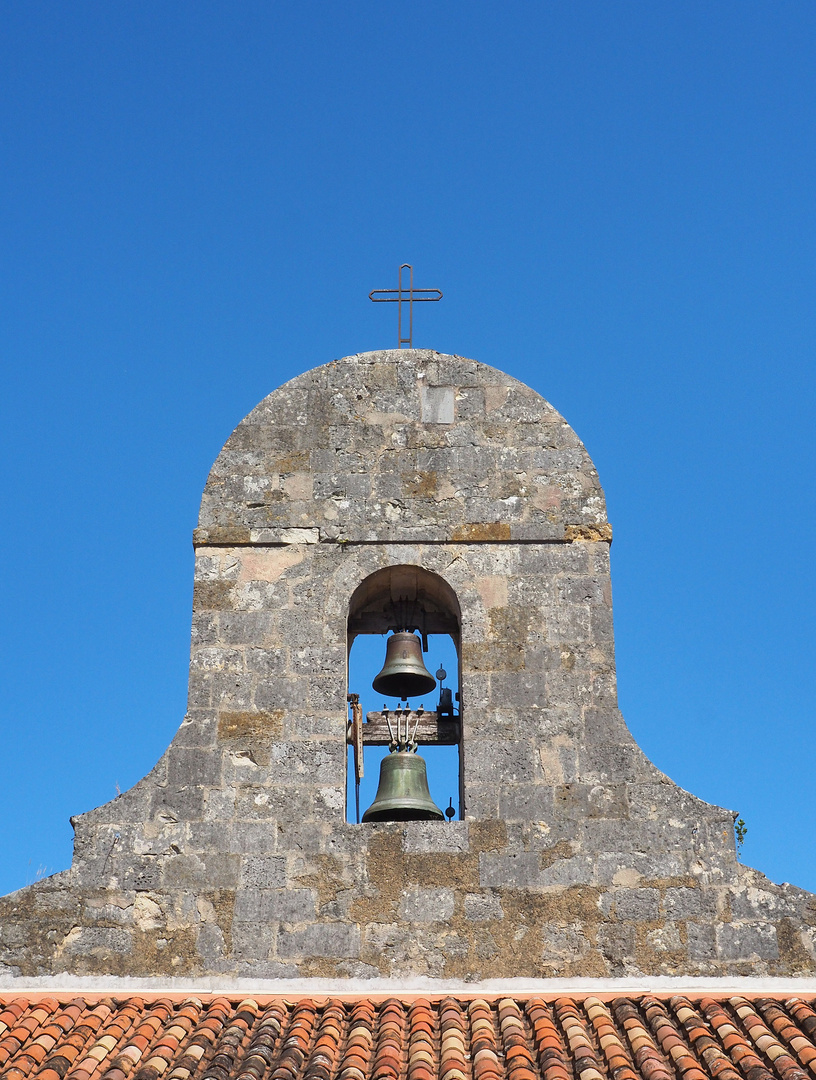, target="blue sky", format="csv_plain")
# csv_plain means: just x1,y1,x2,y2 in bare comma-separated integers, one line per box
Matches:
1,2,814,895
